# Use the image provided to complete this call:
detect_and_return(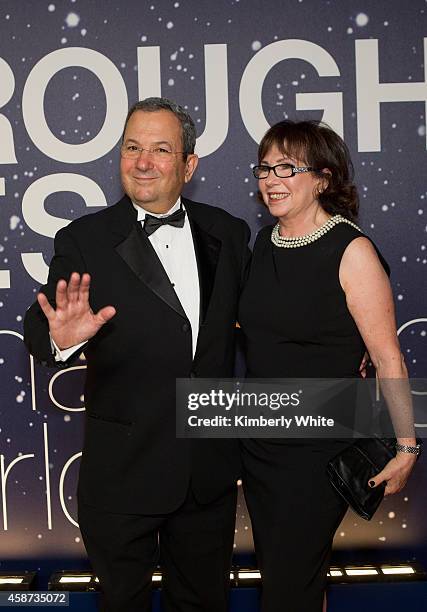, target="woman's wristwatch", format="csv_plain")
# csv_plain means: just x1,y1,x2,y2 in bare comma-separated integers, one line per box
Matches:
395,442,422,458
